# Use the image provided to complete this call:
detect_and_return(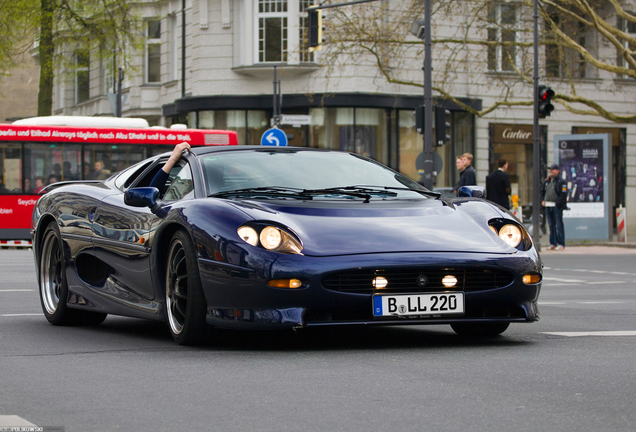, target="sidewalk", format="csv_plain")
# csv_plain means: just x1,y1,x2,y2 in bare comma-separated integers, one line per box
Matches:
538,233,636,254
